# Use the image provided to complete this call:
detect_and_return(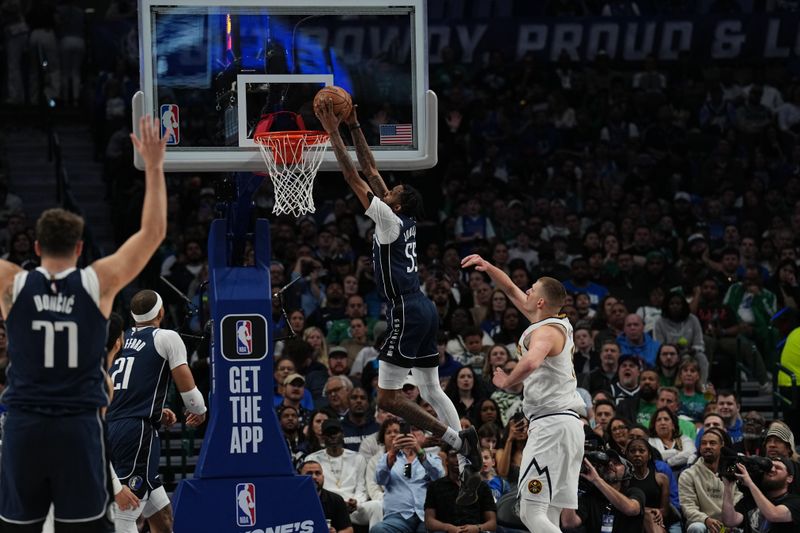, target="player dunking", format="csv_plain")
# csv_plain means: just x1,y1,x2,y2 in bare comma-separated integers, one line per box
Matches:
315,98,483,504
106,290,207,533
461,255,585,532
0,116,167,532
